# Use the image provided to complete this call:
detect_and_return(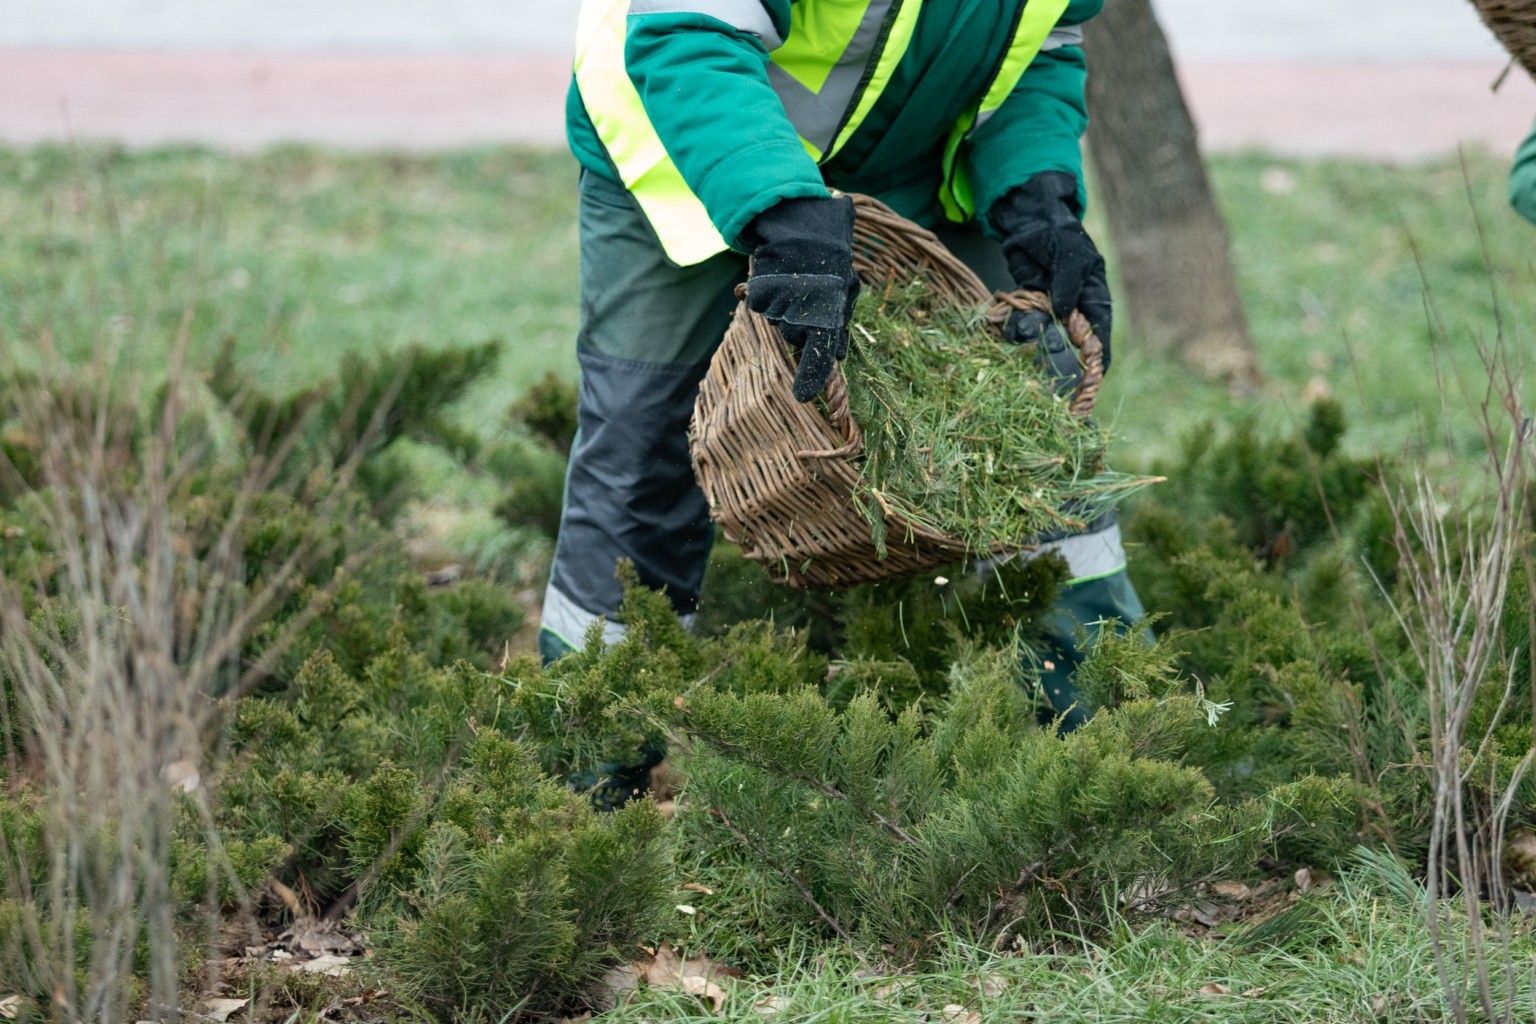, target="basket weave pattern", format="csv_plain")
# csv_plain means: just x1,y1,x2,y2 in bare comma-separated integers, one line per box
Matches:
689,194,1102,589
1474,0,1536,76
